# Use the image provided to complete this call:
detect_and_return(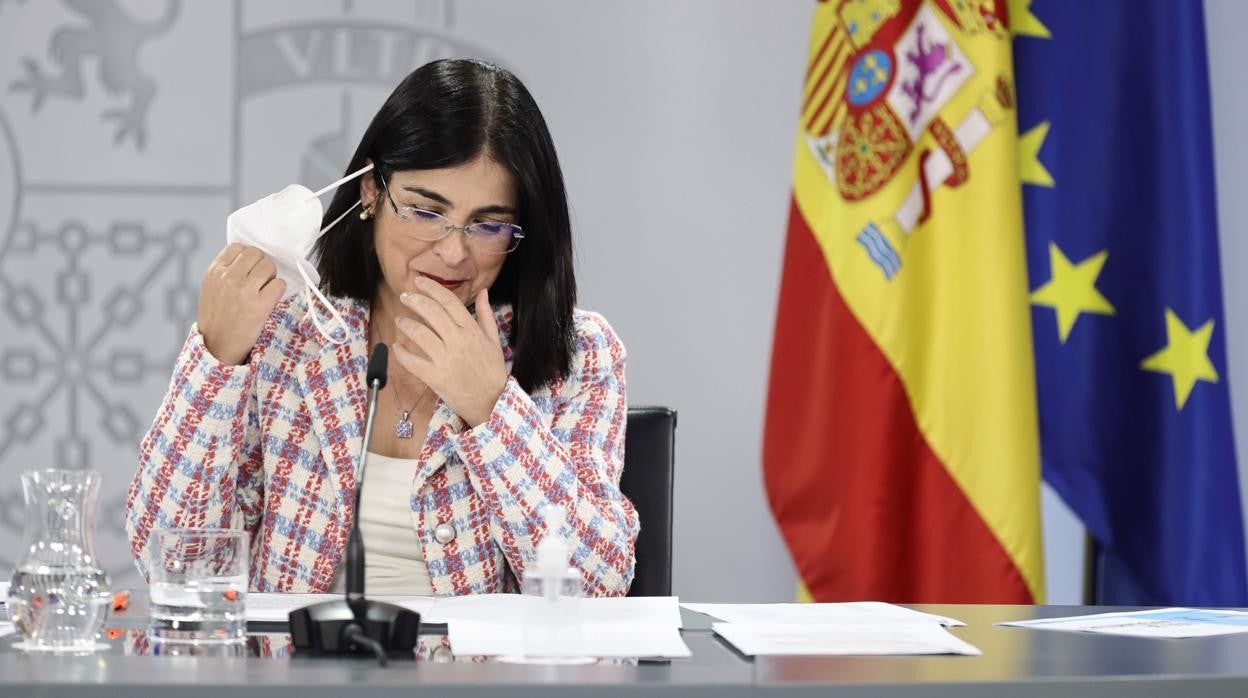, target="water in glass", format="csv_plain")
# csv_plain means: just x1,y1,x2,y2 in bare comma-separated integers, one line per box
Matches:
147,528,249,643
6,469,112,652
